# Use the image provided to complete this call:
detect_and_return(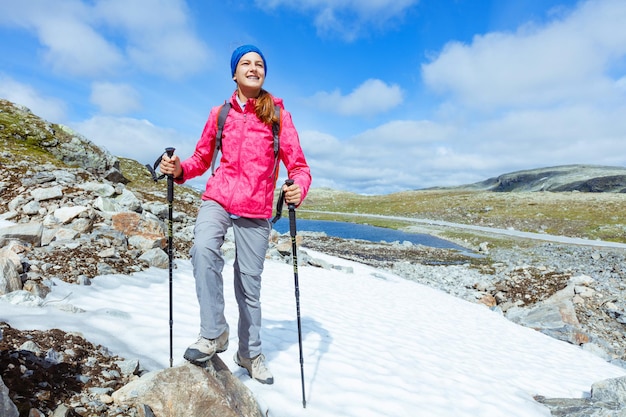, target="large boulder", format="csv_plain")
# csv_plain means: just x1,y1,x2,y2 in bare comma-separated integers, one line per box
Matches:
112,360,262,417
